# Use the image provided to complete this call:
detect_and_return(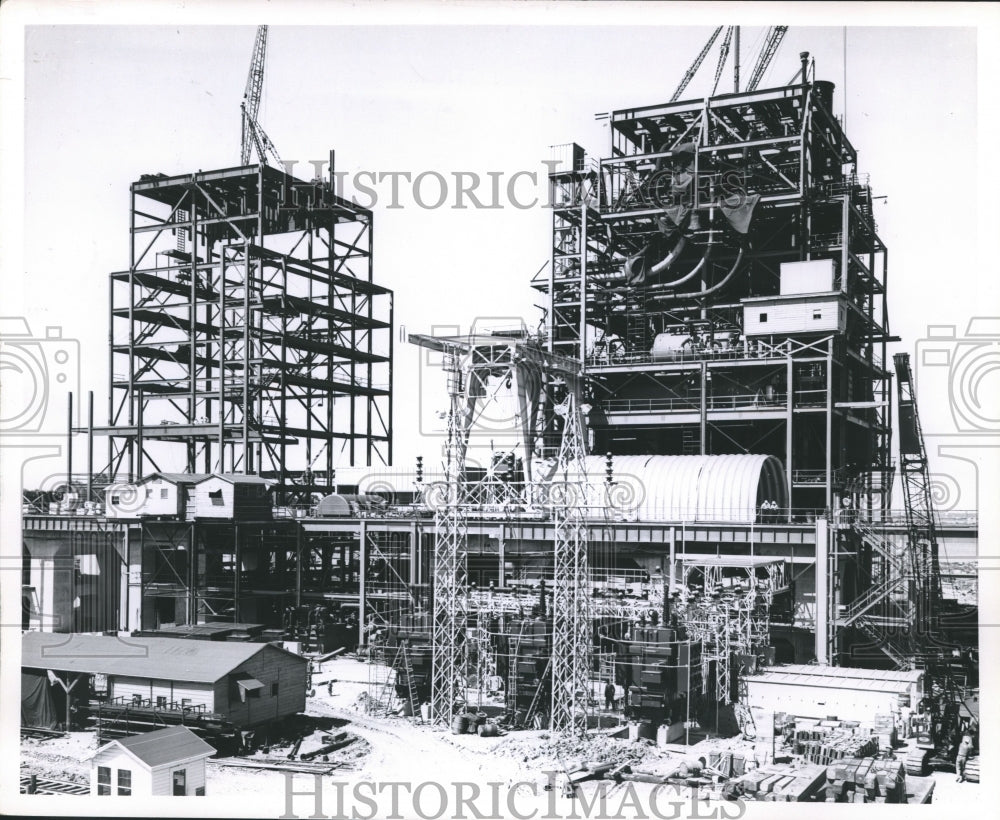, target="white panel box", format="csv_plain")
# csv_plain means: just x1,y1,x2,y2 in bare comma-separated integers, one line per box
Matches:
780,259,835,295
742,294,847,337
